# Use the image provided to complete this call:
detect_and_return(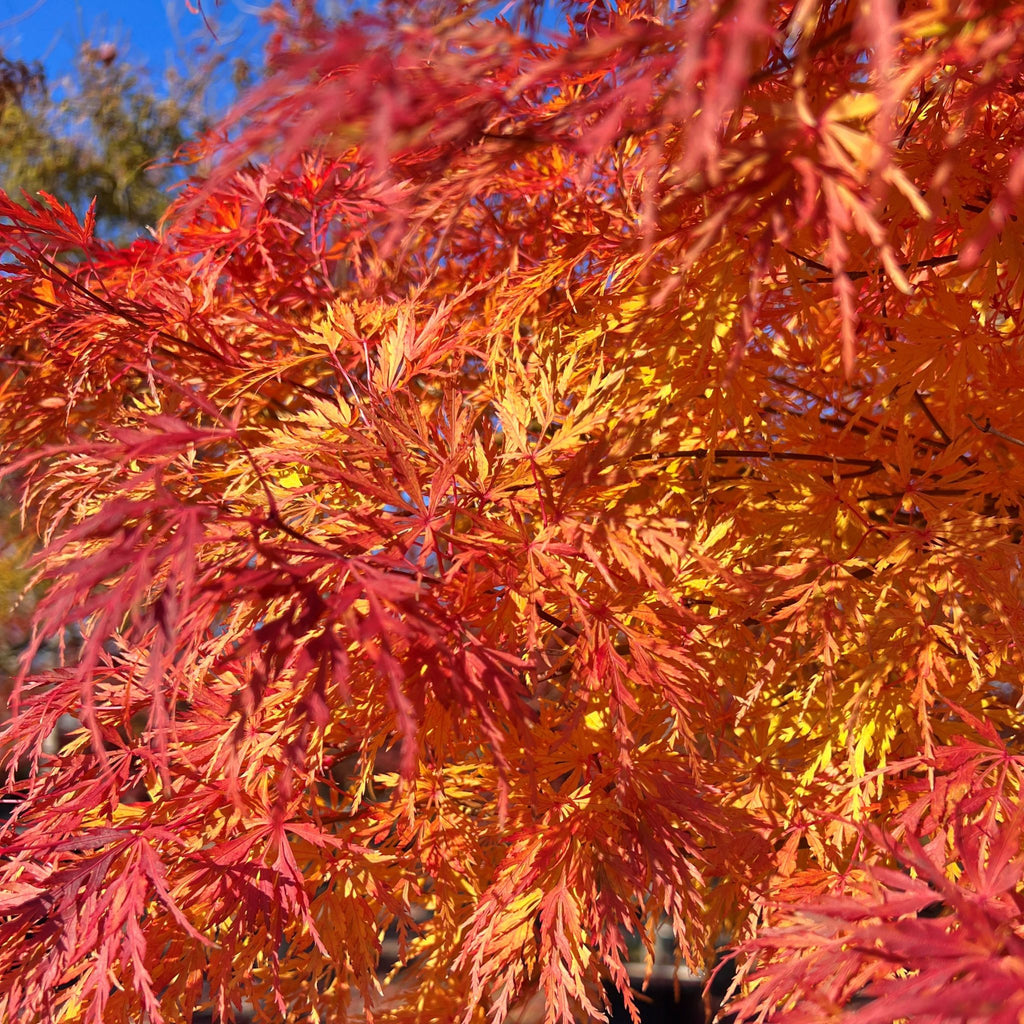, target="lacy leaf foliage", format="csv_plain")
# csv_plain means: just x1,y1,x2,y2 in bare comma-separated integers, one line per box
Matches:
1,1,1024,1021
